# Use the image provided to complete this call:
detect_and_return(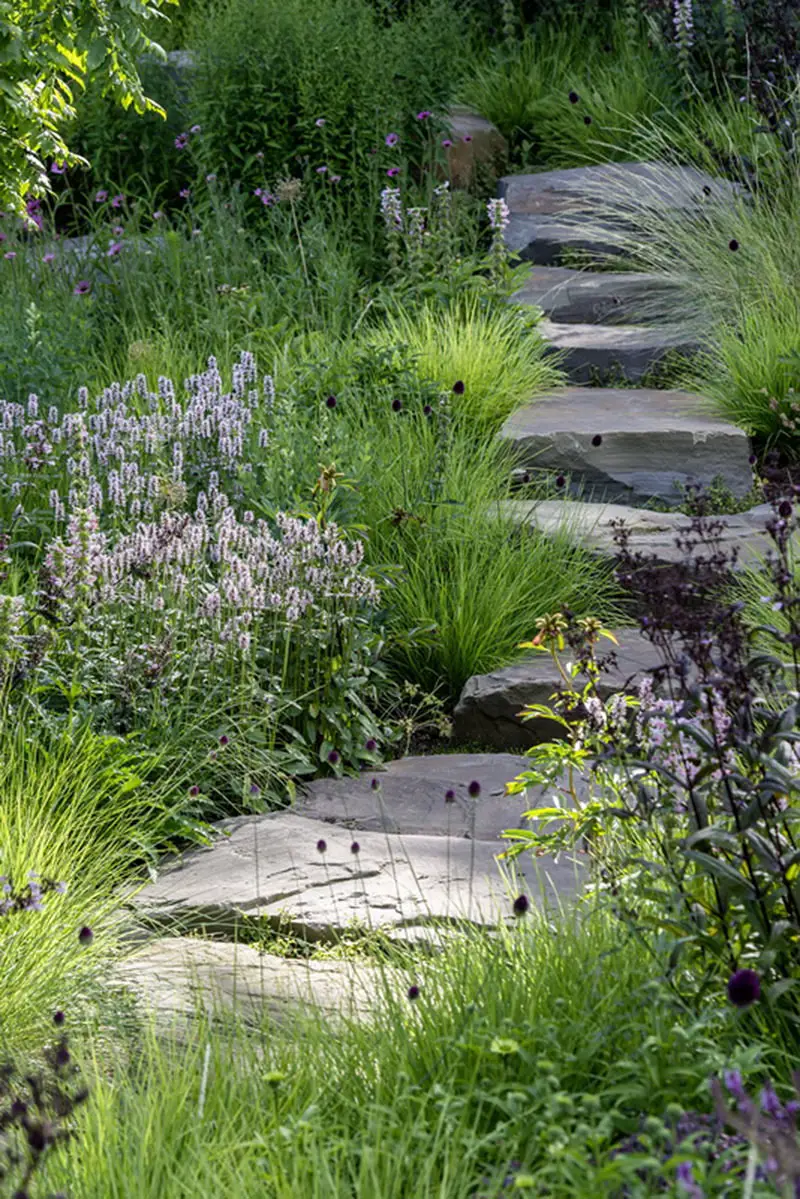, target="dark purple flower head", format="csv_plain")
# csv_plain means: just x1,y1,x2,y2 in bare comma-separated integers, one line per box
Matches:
467,780,481,798
53,1010,65,1026
174,133,189,150
95,189,108,203
407,984,420,1000
441,138,453,148
316,838,327,854
371,777,380,791
727,968,760,1007
50,160,67,175
416,110,432,121
365,738,377,752
592,434,602,447
462,134,472,143
111,193,124,209
326,395,337,409
584,115,592,125
779,500,793,518
391,398,403,412
250,783,261,795
453,380,465,395
189,785,200,796
444,788,456,803
568,90,580,103
513,894,530,916
387,167,400,178
748,453,757,465
350,841,360,854
78,926,93,945
423,404,433,416
729,238,739,251
723,1070,747,1101
385,132,399,147
219,734,229,746
328,749,340,765
107,241,122,258
73,280,91,296
555,474,566,489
